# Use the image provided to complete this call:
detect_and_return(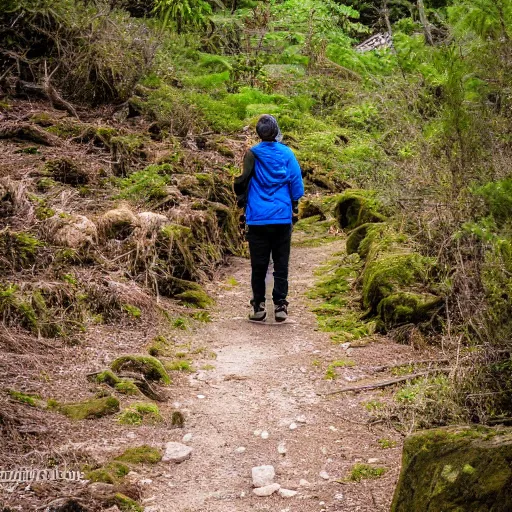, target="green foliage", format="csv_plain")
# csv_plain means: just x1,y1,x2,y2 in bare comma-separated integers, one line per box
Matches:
165,359,194,372
154,0,212,33
117,164,172,202
0,0,156,104
85,461,129,484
